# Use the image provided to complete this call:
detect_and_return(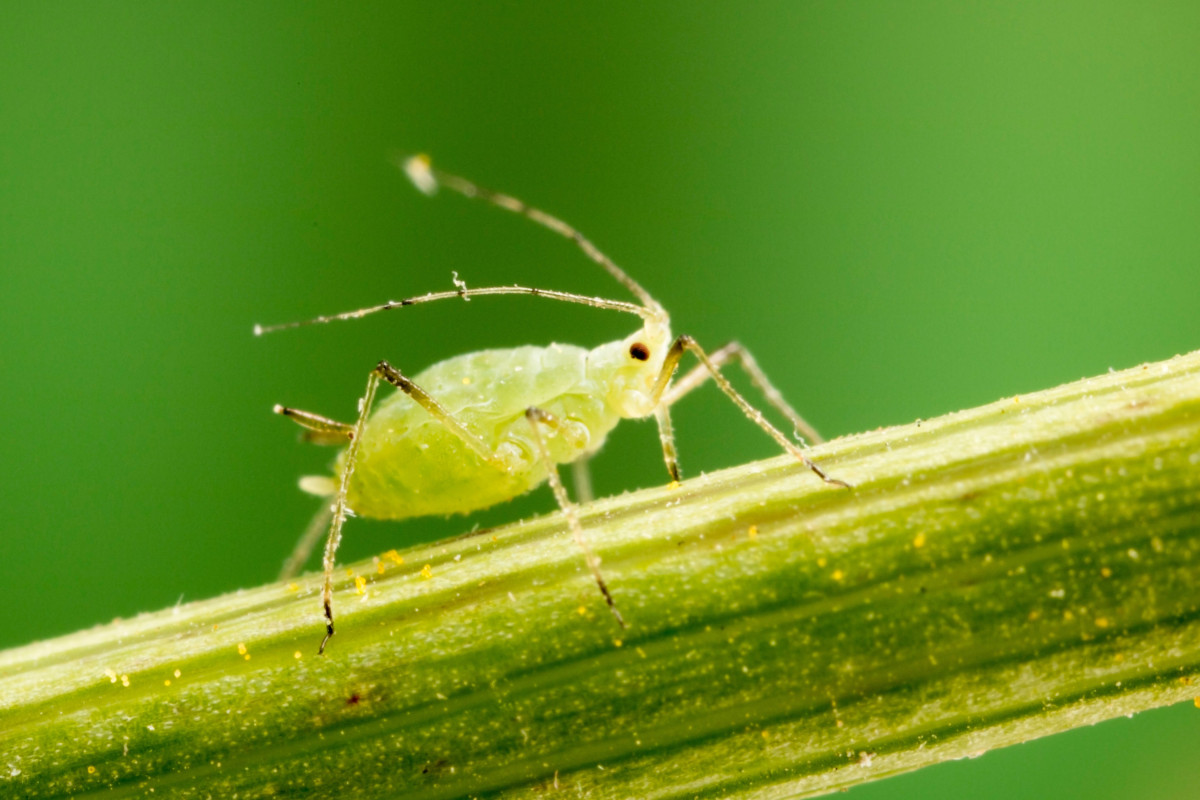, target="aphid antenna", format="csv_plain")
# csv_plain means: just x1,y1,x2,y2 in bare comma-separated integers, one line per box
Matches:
253,285,654,337
402,154,666,318
254,154,671,337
